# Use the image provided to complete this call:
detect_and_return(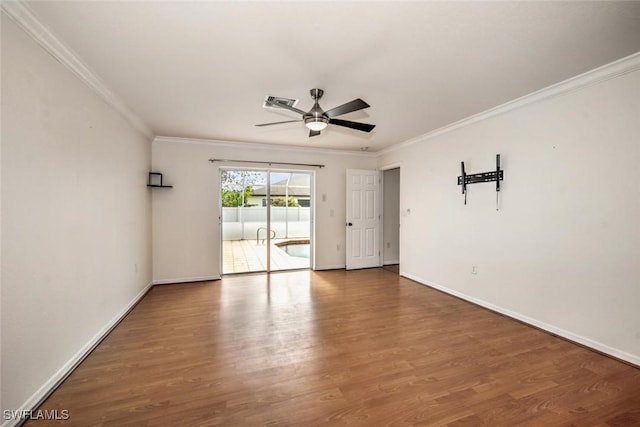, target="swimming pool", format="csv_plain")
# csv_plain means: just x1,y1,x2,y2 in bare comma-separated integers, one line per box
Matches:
276,240,310,258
